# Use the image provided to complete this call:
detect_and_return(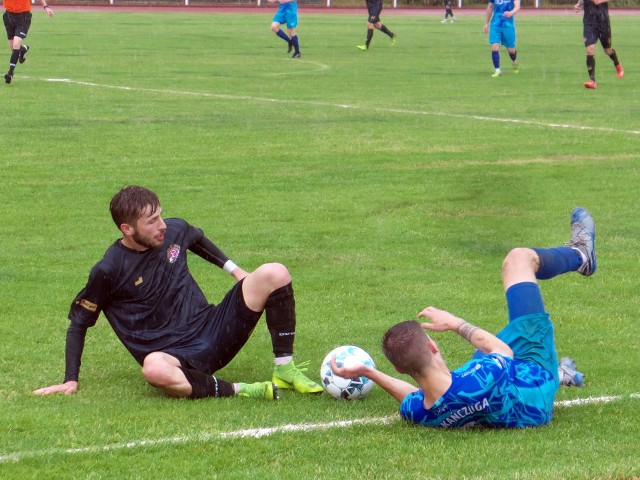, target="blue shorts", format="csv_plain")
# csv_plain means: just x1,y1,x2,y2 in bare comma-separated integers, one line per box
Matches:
474,282,559,381
272,2,298,29
489,15,516,49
